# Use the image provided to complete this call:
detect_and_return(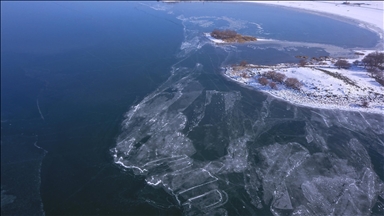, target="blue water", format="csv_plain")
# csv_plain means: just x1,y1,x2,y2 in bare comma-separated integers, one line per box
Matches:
1,2,383,215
